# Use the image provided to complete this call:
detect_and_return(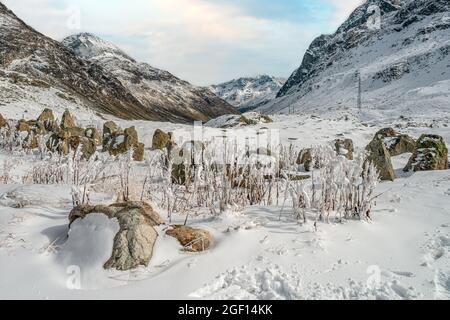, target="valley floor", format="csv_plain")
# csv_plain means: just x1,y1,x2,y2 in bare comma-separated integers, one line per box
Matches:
0,113,449,300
